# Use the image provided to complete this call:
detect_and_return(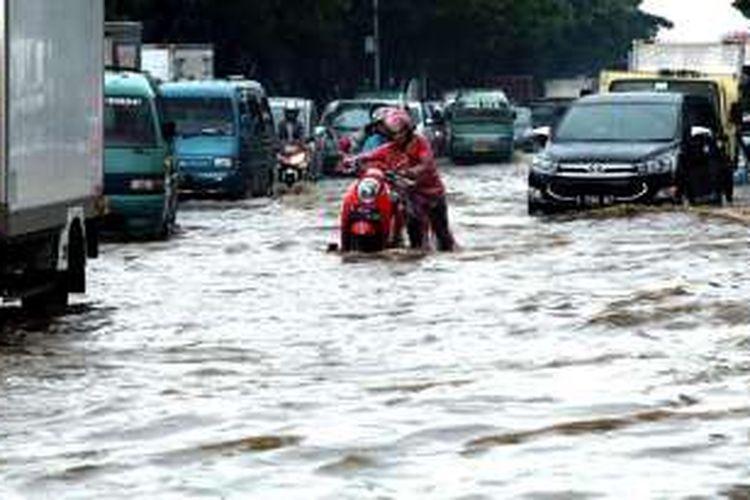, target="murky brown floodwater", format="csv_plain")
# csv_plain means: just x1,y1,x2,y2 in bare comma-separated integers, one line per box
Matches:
2,159,750,499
